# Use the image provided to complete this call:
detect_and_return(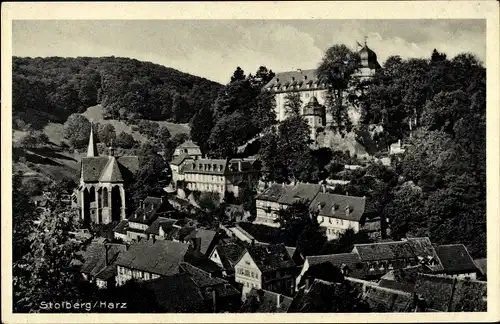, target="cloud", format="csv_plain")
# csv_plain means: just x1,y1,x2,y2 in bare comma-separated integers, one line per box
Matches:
12,20,486,83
